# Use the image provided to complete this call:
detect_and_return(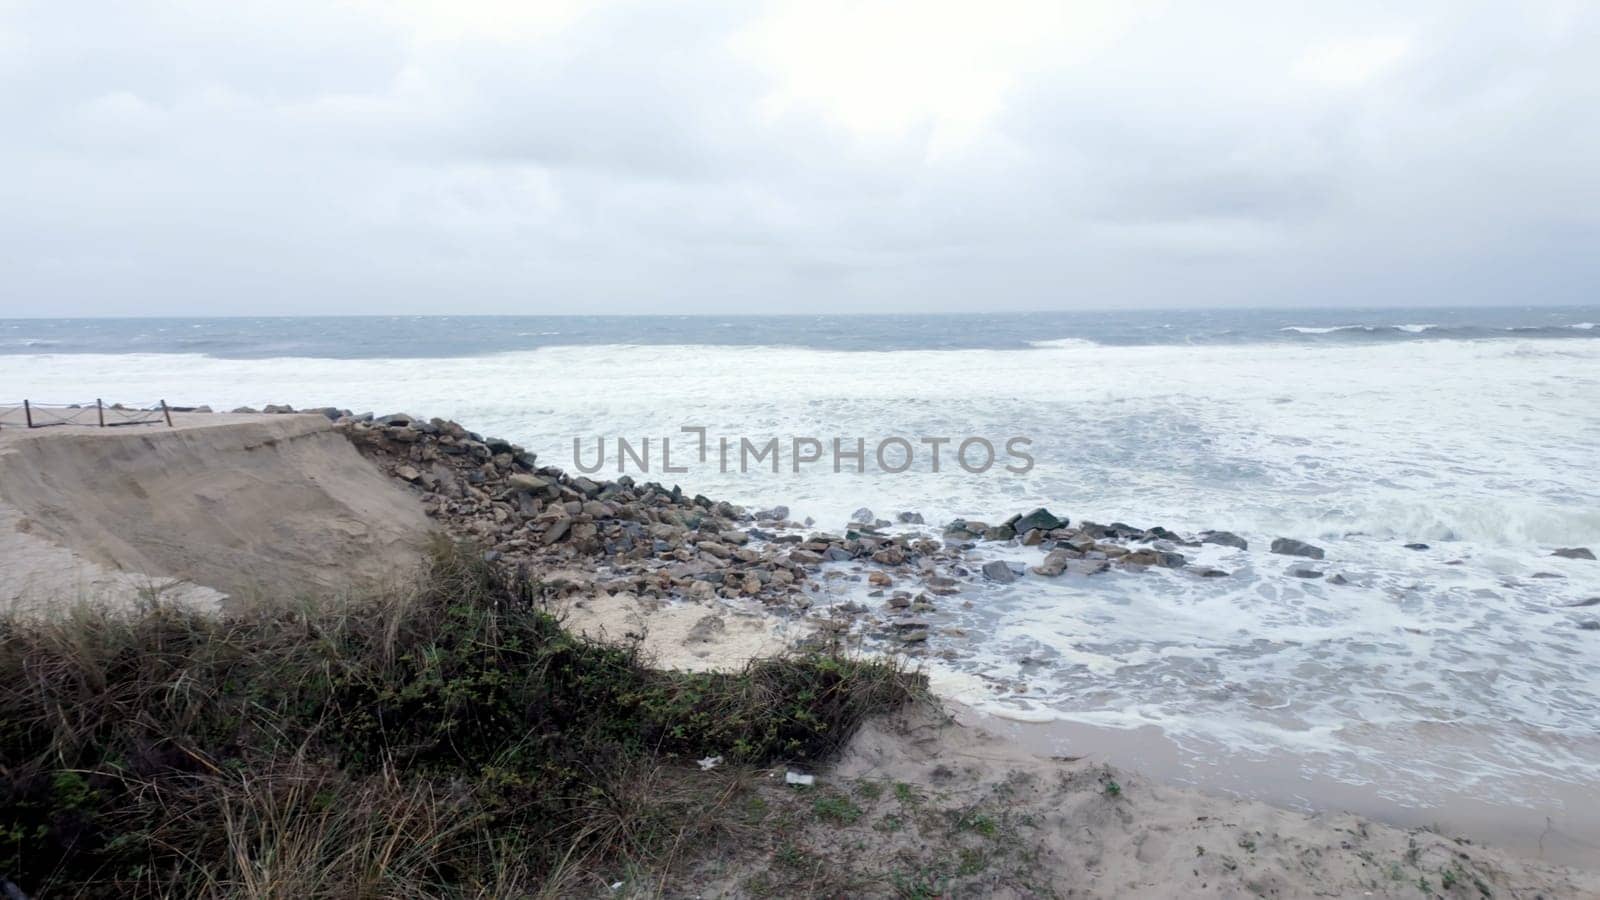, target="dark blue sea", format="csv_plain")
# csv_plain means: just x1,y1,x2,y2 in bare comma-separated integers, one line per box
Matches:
2,306,1596,358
